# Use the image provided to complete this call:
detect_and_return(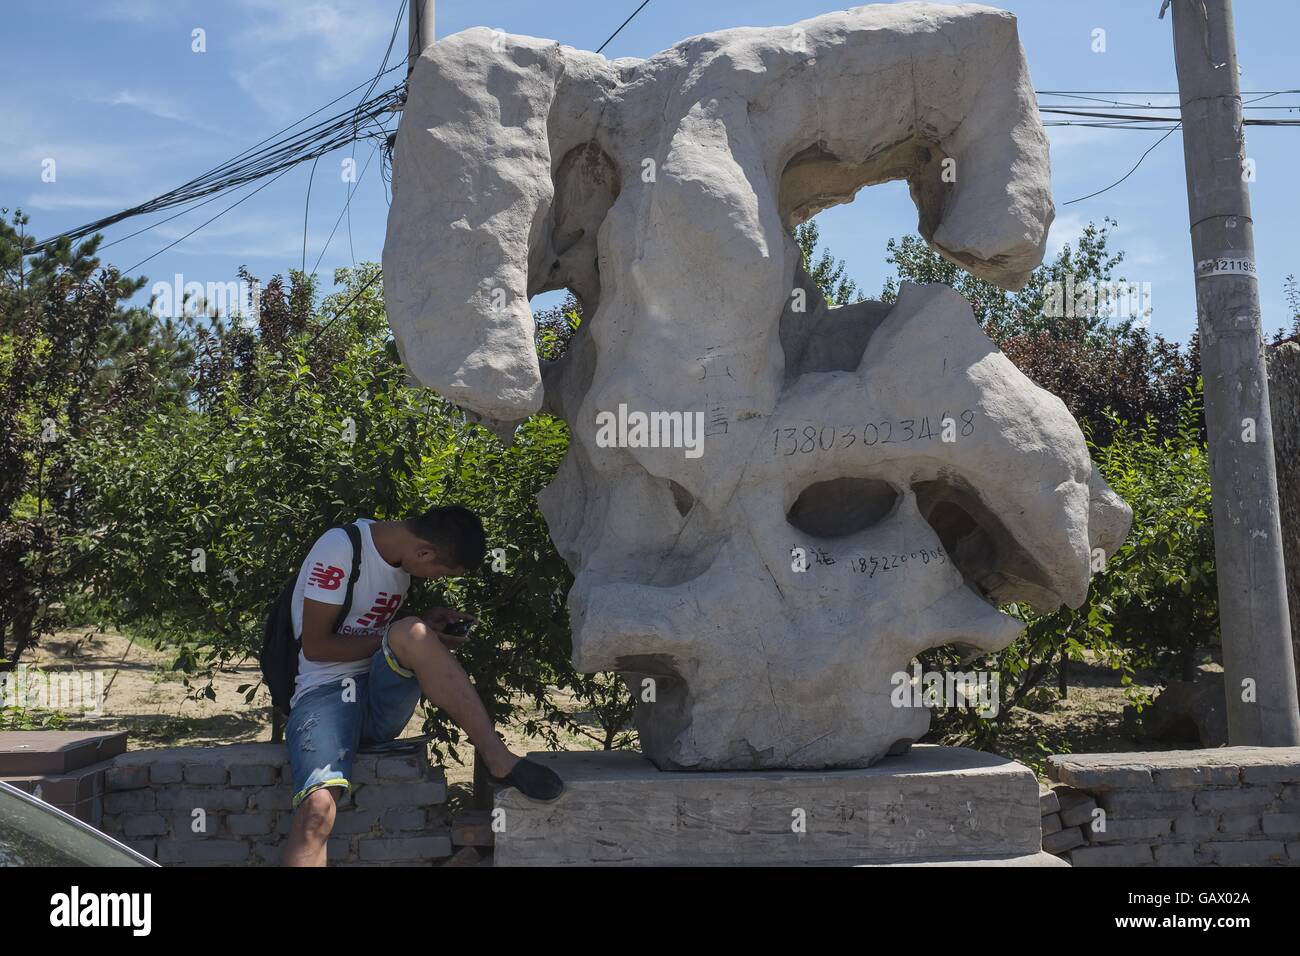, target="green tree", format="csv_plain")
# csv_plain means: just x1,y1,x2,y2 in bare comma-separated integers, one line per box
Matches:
68,265,631,760
881,218,1198,444
0,209,184,670
794,220,862,306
